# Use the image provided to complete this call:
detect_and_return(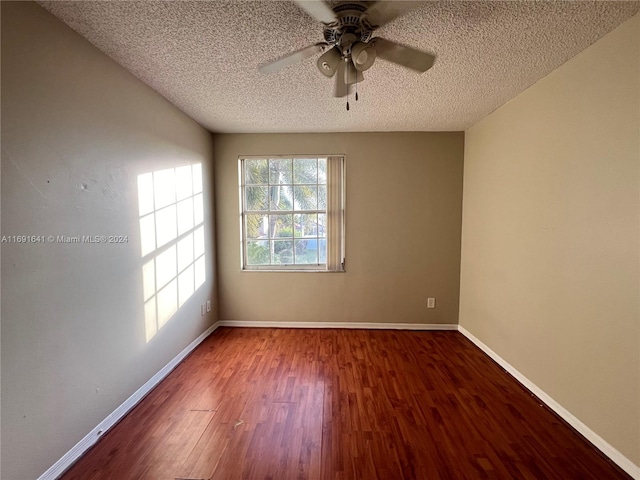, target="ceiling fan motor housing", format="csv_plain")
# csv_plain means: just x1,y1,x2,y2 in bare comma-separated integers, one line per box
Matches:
322,2,374,51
